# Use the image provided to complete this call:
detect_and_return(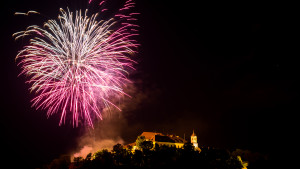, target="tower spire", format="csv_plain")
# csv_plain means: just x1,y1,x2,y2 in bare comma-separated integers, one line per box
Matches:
191,130,198,149
192,129,196,136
